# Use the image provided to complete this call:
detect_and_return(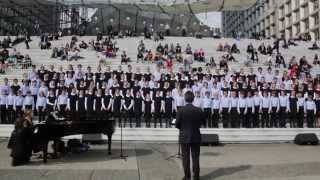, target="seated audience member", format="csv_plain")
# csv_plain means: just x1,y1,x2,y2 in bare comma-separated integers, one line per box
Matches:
121,51,130,64
7,117,33,166
206,57,216,68
313,54,319,65
68,48,80,61
247,43,254,54
185,44,192,54
137,40,146,53
223,43,231,52
275,53,286,68
217,43,223,51
144,50,153,62
79,41,88,49
309,41,320,50
258,43,267,55
175,43,182,54
288,39,298,46
137,51,144,63
231,43,240,54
